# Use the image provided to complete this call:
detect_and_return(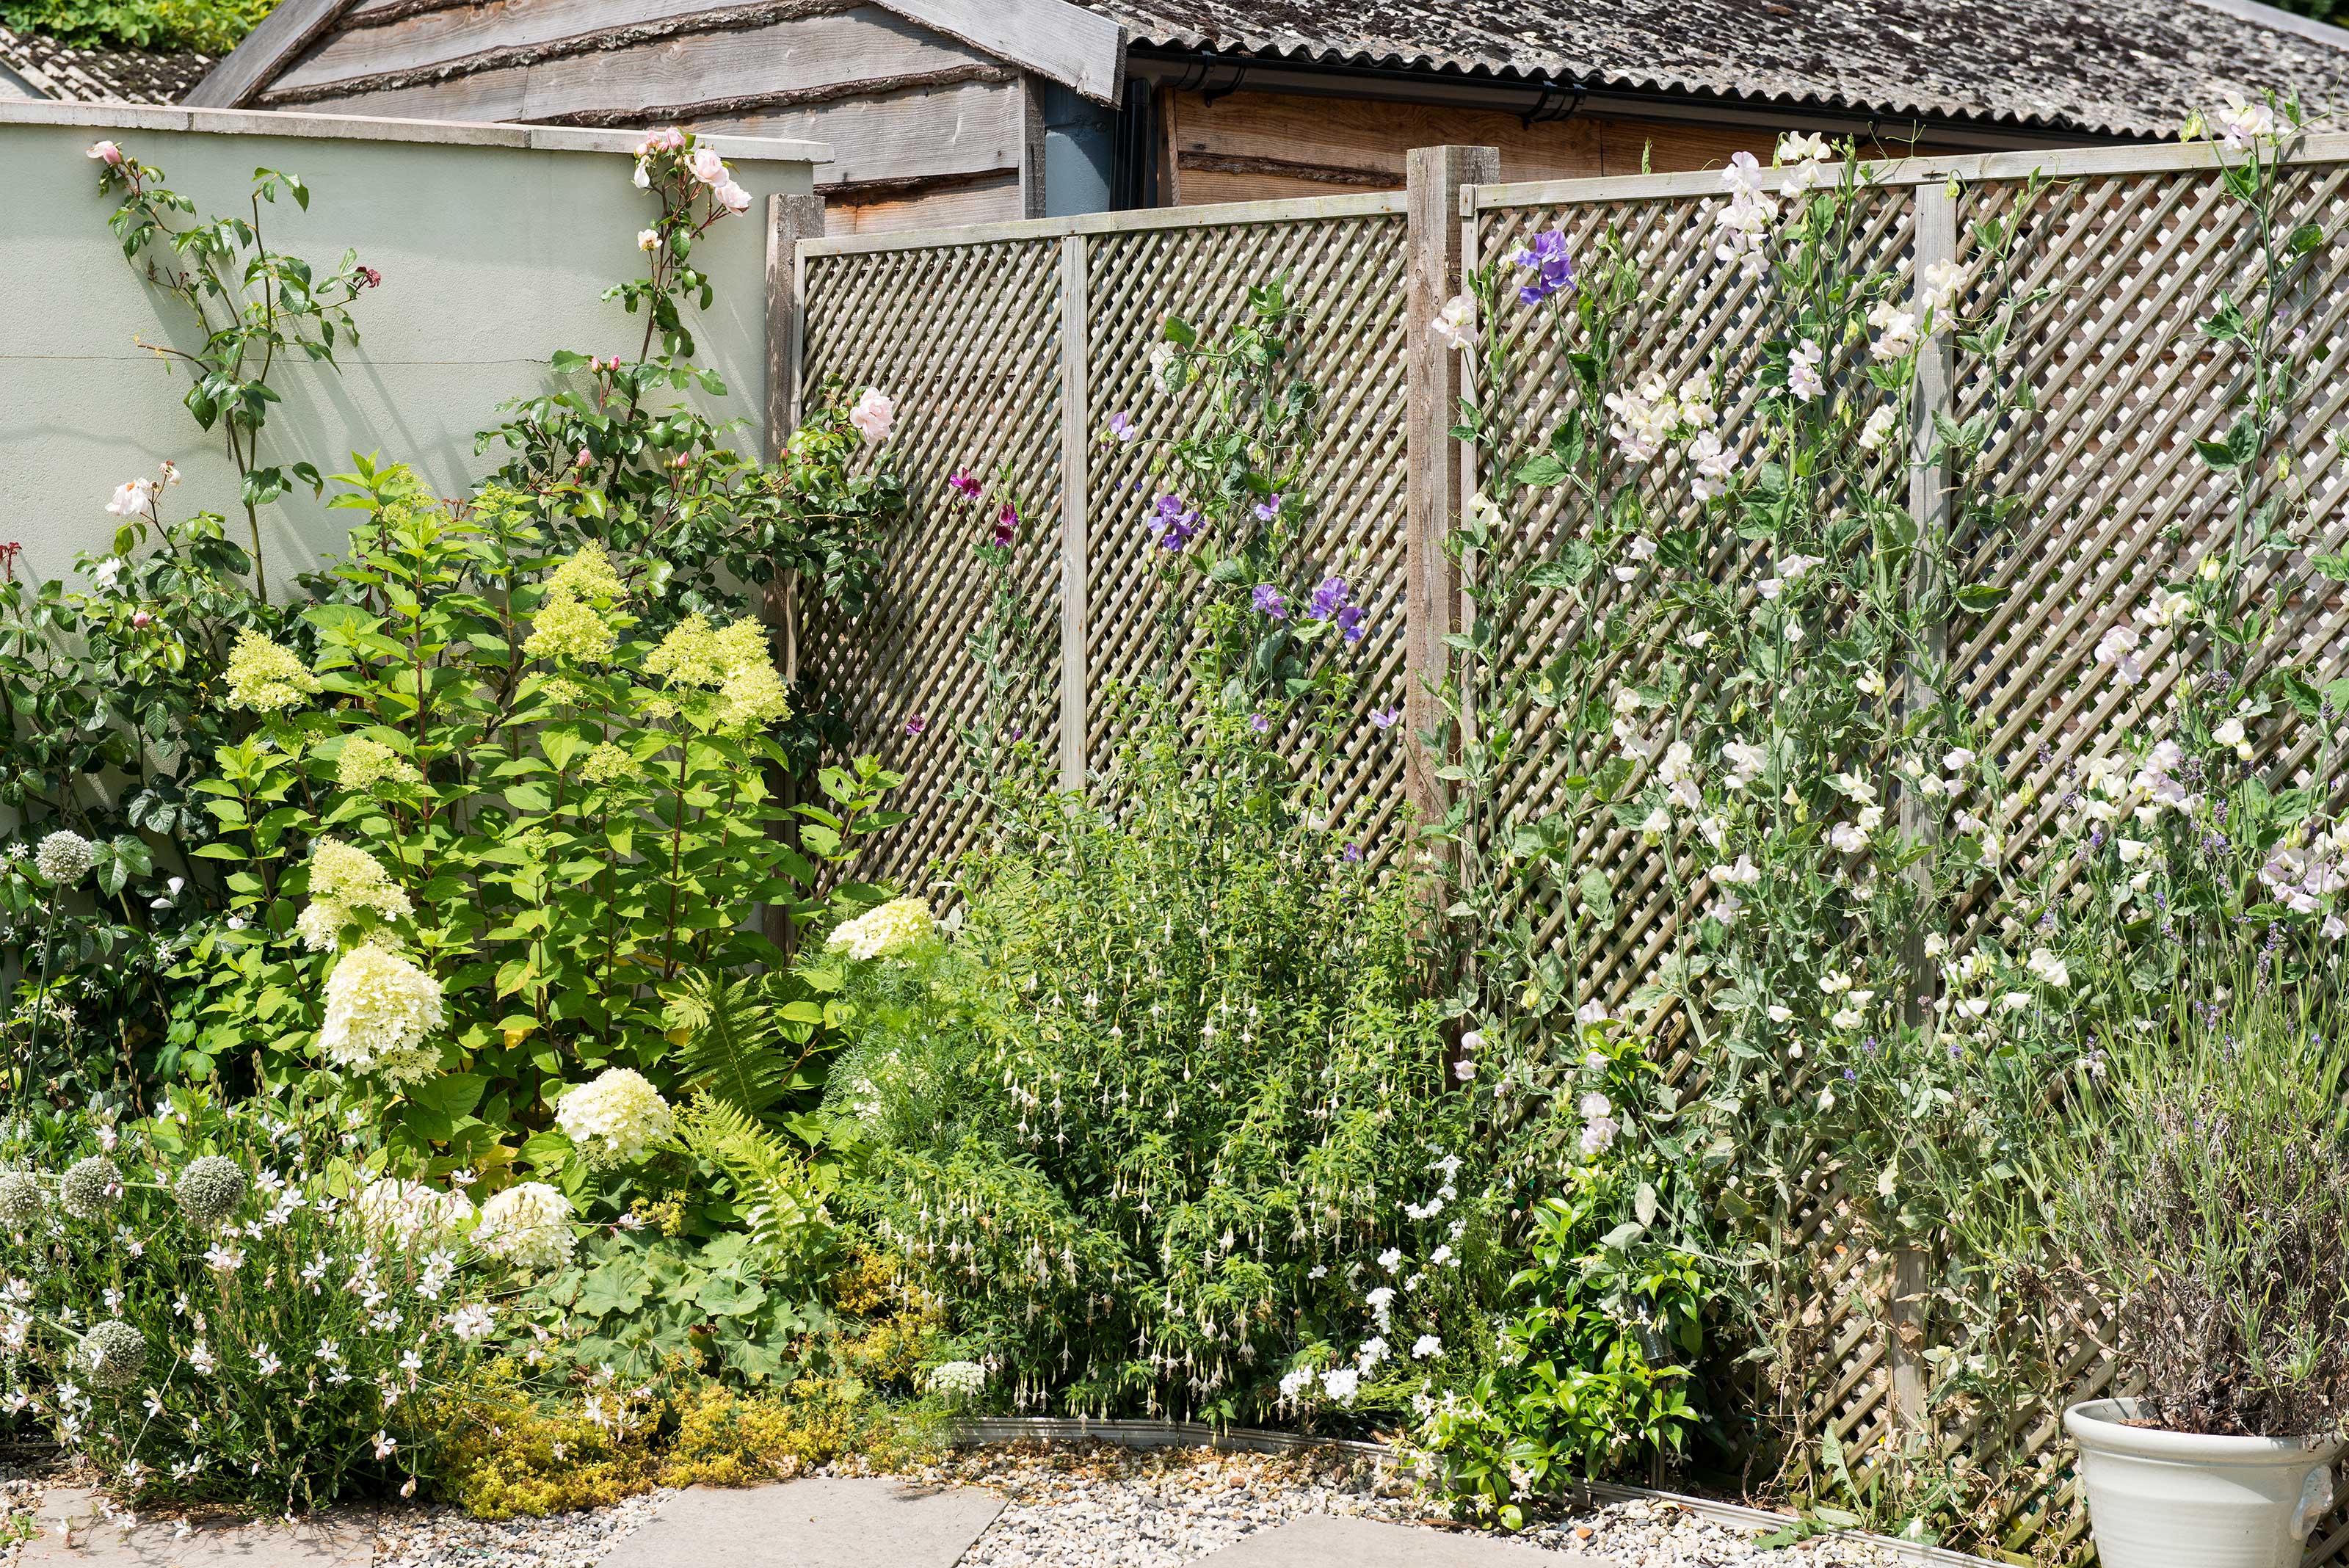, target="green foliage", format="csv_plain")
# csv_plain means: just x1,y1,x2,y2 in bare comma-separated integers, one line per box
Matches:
523,1229,813,1387
1,0,276,55
826,698,1492,1425
167,463,900,1177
